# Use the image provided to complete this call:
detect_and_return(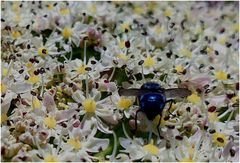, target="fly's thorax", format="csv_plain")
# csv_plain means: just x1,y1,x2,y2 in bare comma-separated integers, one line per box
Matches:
141,82,161,90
